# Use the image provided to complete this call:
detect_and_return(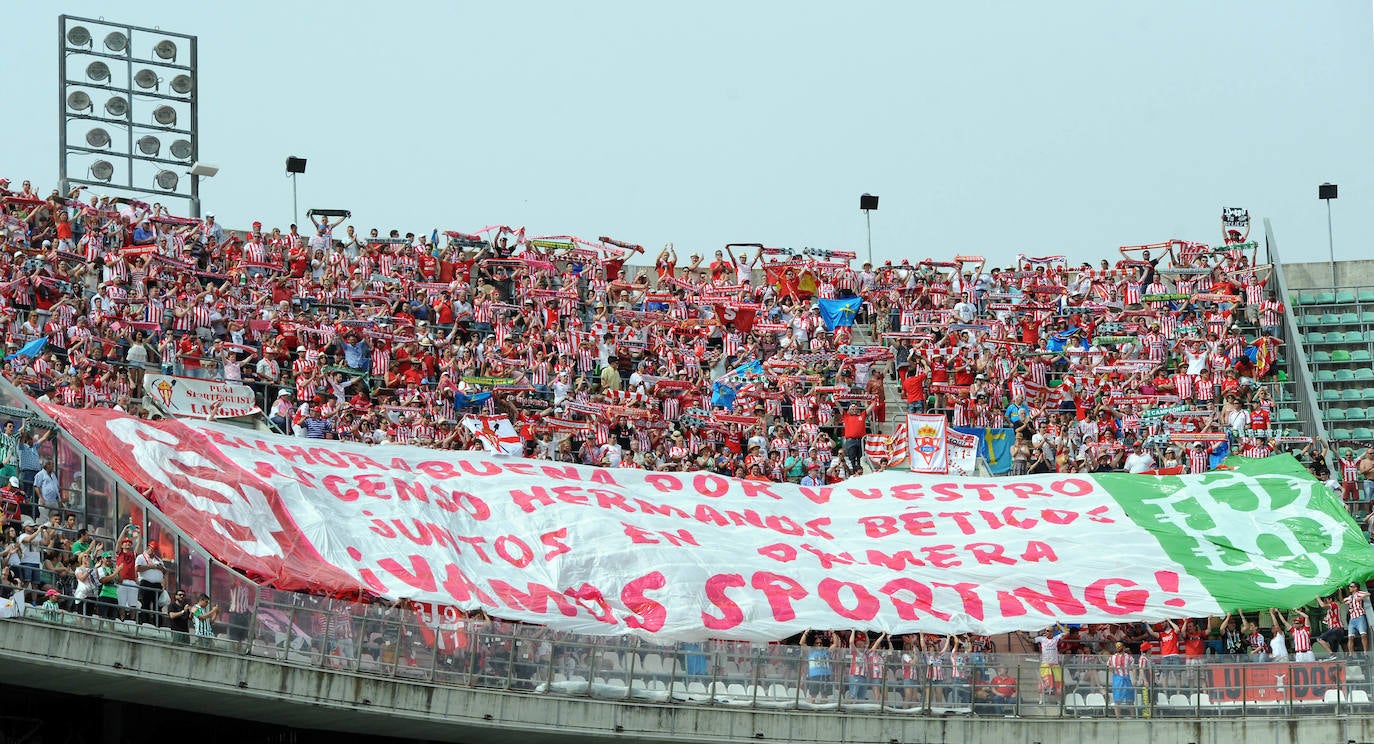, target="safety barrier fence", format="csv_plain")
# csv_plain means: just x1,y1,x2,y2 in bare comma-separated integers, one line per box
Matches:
7,584,1371,720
